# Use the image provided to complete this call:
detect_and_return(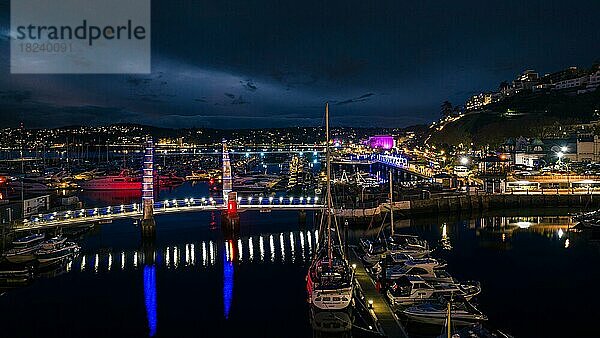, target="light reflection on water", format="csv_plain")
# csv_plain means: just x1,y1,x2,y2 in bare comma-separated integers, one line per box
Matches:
57,229,318,273
143,265,157,337
223,241,234,320
1,212,596,338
